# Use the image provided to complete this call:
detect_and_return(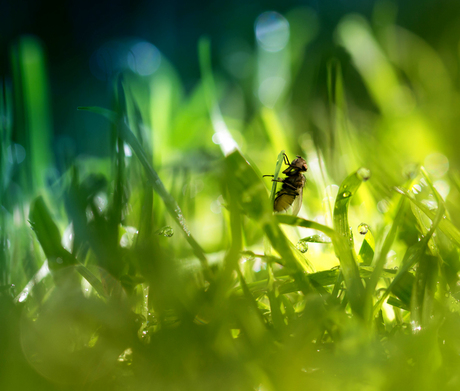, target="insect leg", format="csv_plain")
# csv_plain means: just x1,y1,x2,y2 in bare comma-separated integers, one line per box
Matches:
283,153,291,166
263,174,274,178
